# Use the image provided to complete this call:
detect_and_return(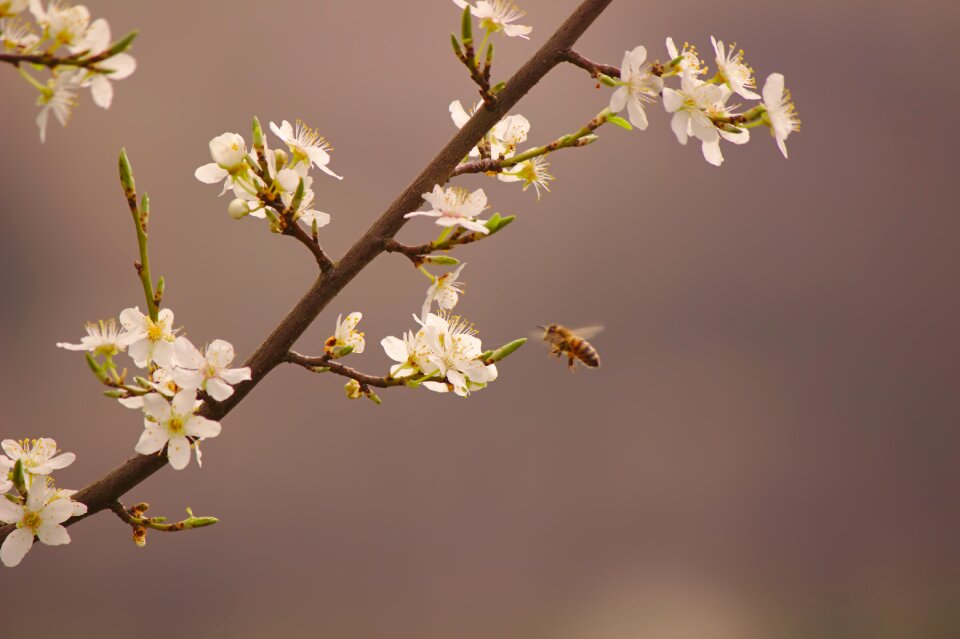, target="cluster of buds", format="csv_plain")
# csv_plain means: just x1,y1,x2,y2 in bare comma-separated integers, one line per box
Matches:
0,438,86,566
0,0,137,141
196,117,340,234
